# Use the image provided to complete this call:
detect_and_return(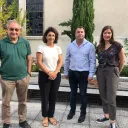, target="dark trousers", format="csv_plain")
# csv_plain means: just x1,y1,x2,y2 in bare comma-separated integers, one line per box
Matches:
68,70,89,115
97,66,119,120
38,71,61,117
